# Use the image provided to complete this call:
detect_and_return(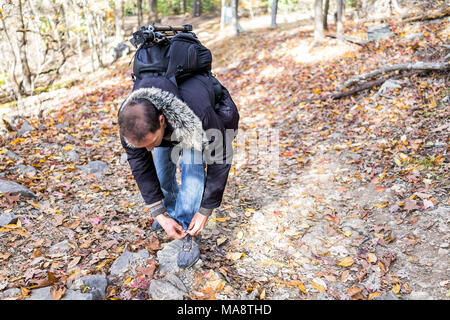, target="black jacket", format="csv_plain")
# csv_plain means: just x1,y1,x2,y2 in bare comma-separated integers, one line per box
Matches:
119,75,239,216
